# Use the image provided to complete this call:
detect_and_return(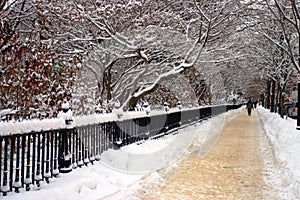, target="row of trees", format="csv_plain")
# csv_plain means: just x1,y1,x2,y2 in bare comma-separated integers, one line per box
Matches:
244,0,300,117
1,0,299,119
